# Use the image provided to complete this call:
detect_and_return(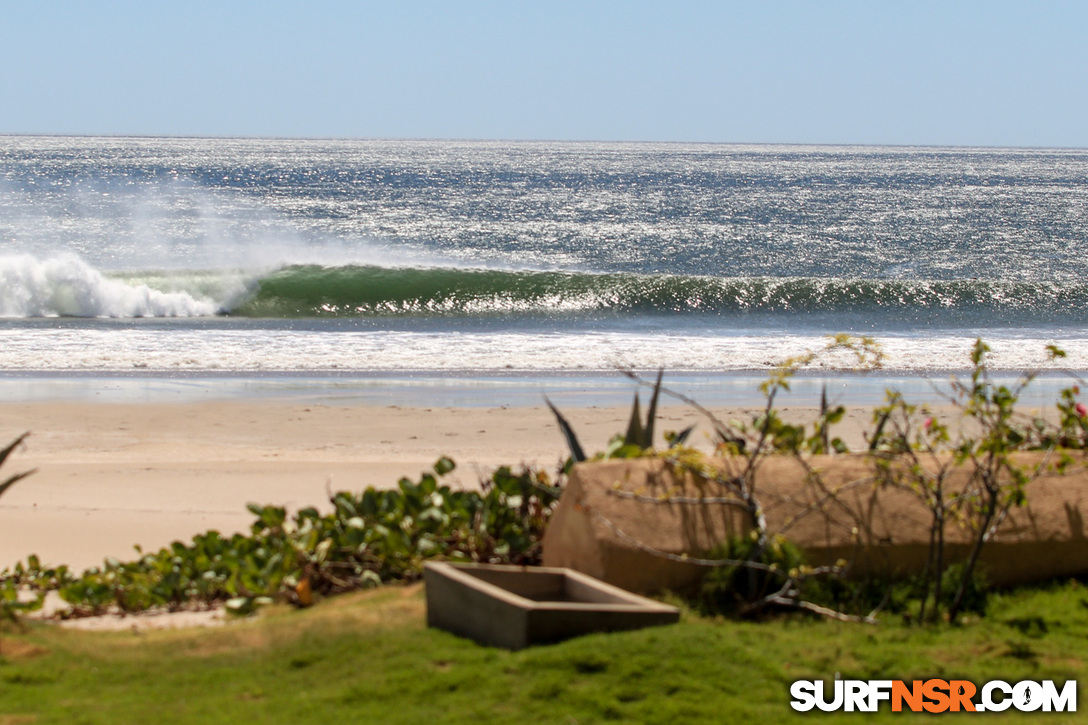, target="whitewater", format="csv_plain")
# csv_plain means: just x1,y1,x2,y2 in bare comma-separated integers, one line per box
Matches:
2,136,1088,376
